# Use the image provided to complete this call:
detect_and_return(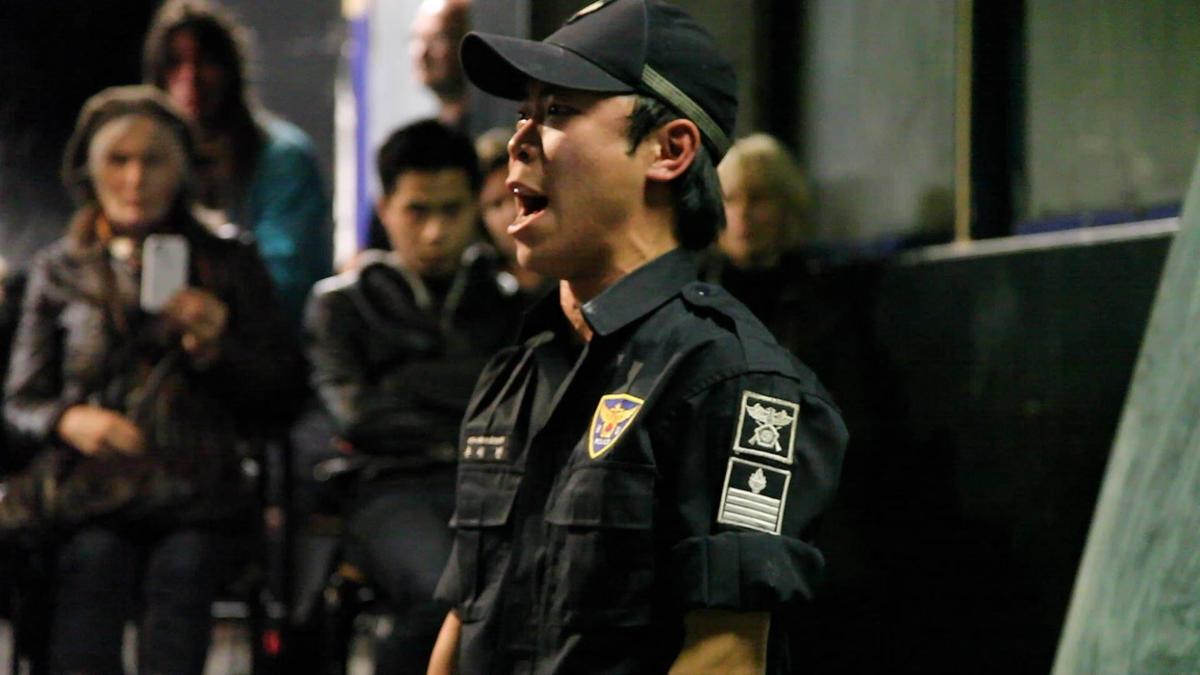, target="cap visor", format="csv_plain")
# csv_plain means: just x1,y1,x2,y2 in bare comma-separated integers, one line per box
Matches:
461,32,633,101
